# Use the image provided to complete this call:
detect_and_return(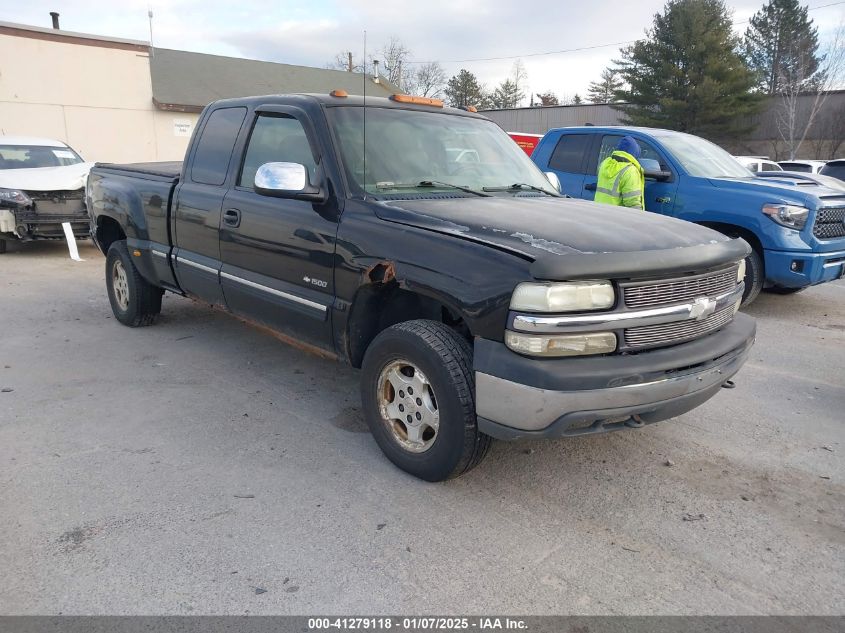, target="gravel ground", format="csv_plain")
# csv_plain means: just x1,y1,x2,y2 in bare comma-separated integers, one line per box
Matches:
0,240,843,615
